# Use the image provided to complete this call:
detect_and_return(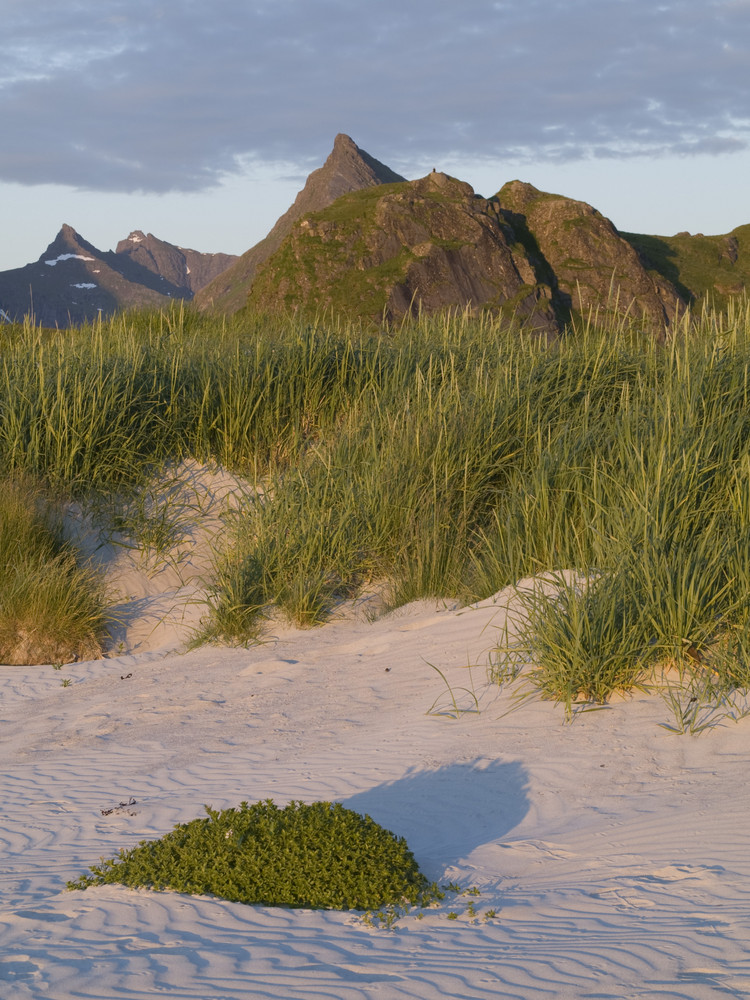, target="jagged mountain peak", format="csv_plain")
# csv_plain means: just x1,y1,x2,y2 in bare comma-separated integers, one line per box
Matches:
195,134,406,313
40,225,102,266
271,134,406,235
321,133,405,193
114,230,237,295
115,230,161,254
332,132,357,150
121,230,147,245
47,223,97,248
